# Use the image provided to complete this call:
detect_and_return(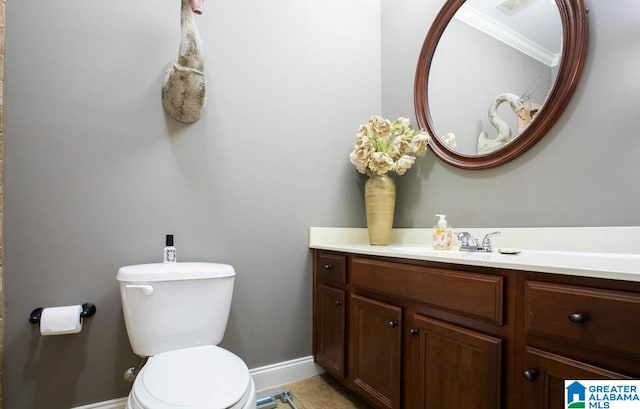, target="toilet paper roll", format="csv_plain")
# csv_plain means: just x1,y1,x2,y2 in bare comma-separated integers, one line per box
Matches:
39,305,83,336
